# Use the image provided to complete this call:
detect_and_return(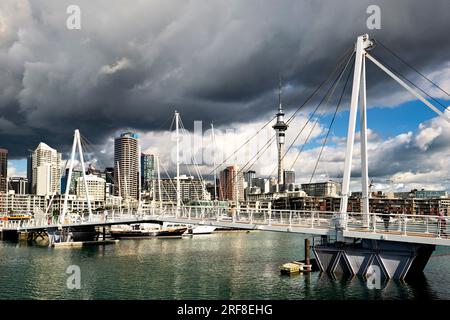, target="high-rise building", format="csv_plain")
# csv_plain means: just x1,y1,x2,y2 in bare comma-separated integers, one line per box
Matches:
61,168,82,194
283,170,295,185
30,143,61,196
141,153,155,193
244,170,256,199
269,177,277,192
219,165,245,202
251,177,269,194
104,167,114,184
154,175,210,203
104,167,115,198
244,170,256,189
9,177,28,195
114,132,140,200
26,153,33,194
206,180,220,200
0,148,7,193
